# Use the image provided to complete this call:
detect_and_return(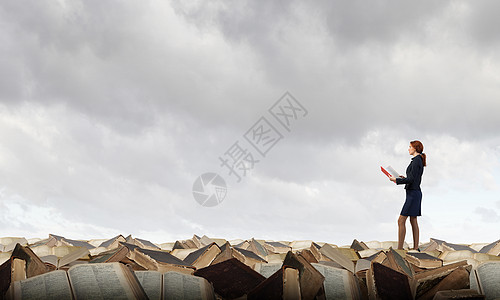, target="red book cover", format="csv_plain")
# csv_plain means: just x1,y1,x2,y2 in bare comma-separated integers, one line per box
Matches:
381,166,391,178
